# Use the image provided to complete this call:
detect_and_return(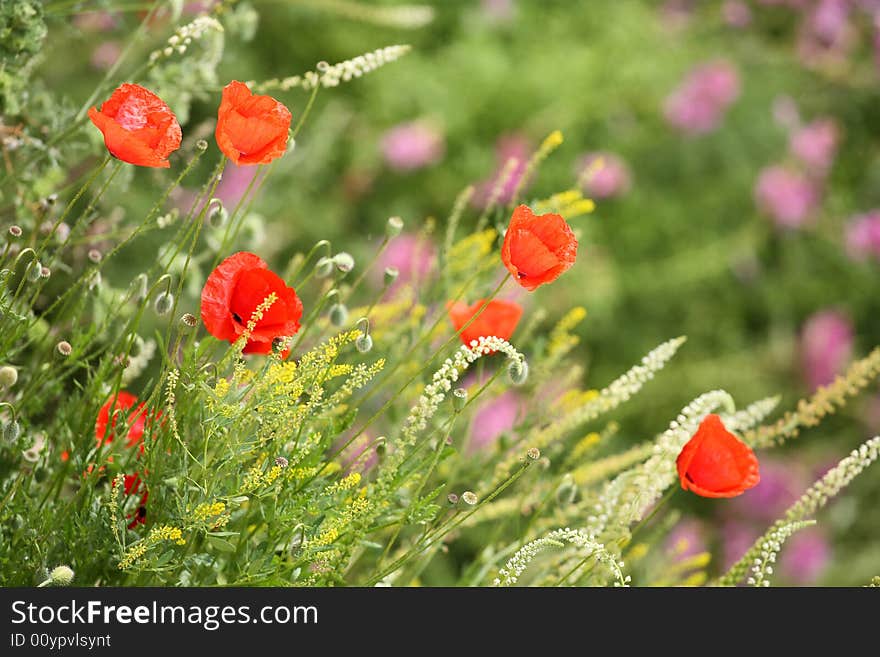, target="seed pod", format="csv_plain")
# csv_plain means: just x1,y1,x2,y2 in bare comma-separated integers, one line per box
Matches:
8,225,22,238
56,341,72,357
180,313,198,328
461,491,478,505
355,334,373,353
48,566,74,587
